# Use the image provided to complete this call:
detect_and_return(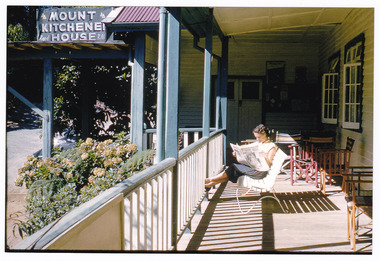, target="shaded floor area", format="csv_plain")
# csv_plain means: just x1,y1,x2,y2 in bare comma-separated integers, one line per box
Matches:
180,173,372,253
